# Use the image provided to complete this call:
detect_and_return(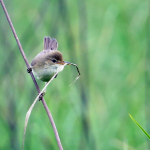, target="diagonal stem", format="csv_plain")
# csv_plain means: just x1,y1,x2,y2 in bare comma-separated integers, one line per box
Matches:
0,0,63,150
